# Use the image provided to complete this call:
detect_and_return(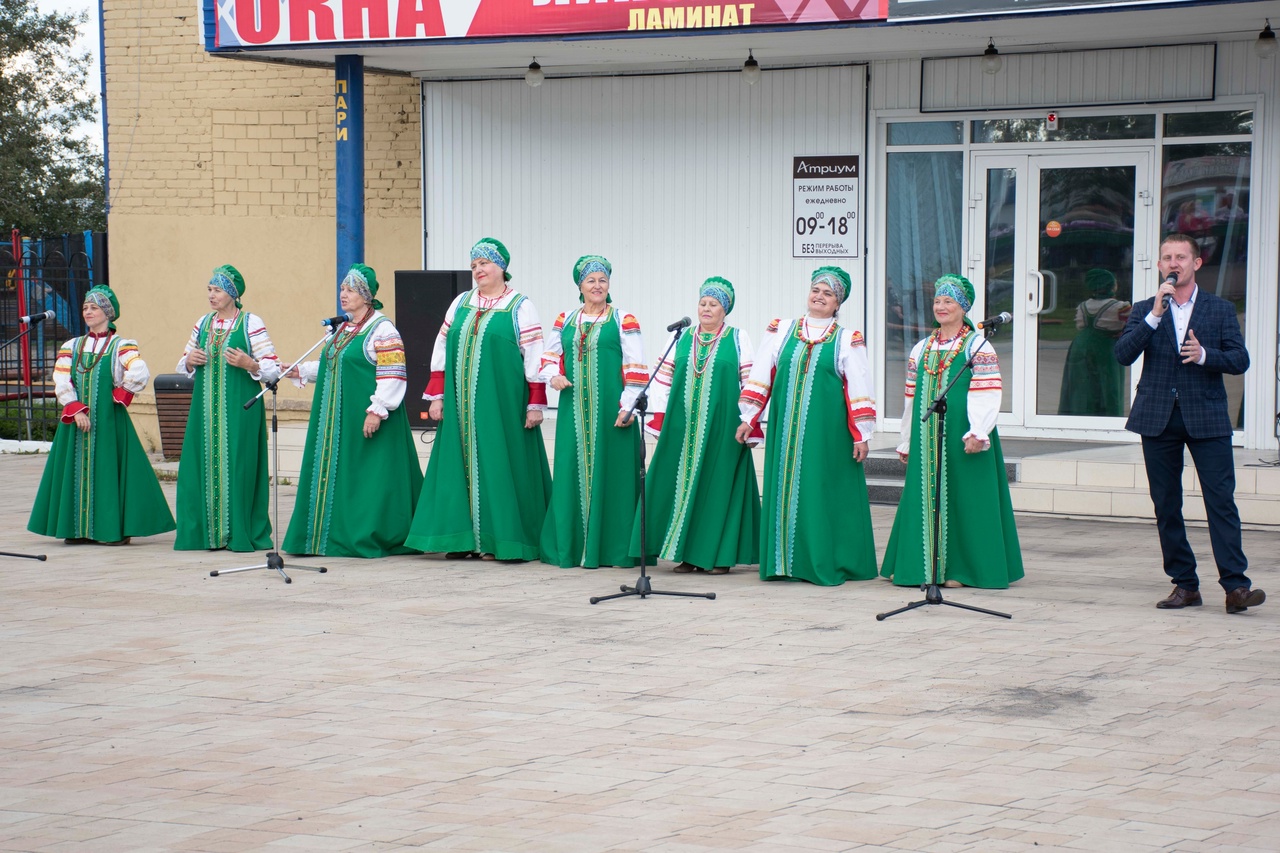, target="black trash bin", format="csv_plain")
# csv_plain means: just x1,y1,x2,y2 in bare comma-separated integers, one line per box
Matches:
153,373,194,460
